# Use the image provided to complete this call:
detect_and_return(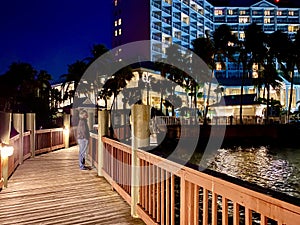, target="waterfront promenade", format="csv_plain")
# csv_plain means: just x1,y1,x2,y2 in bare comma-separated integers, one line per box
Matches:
0,146,145,225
